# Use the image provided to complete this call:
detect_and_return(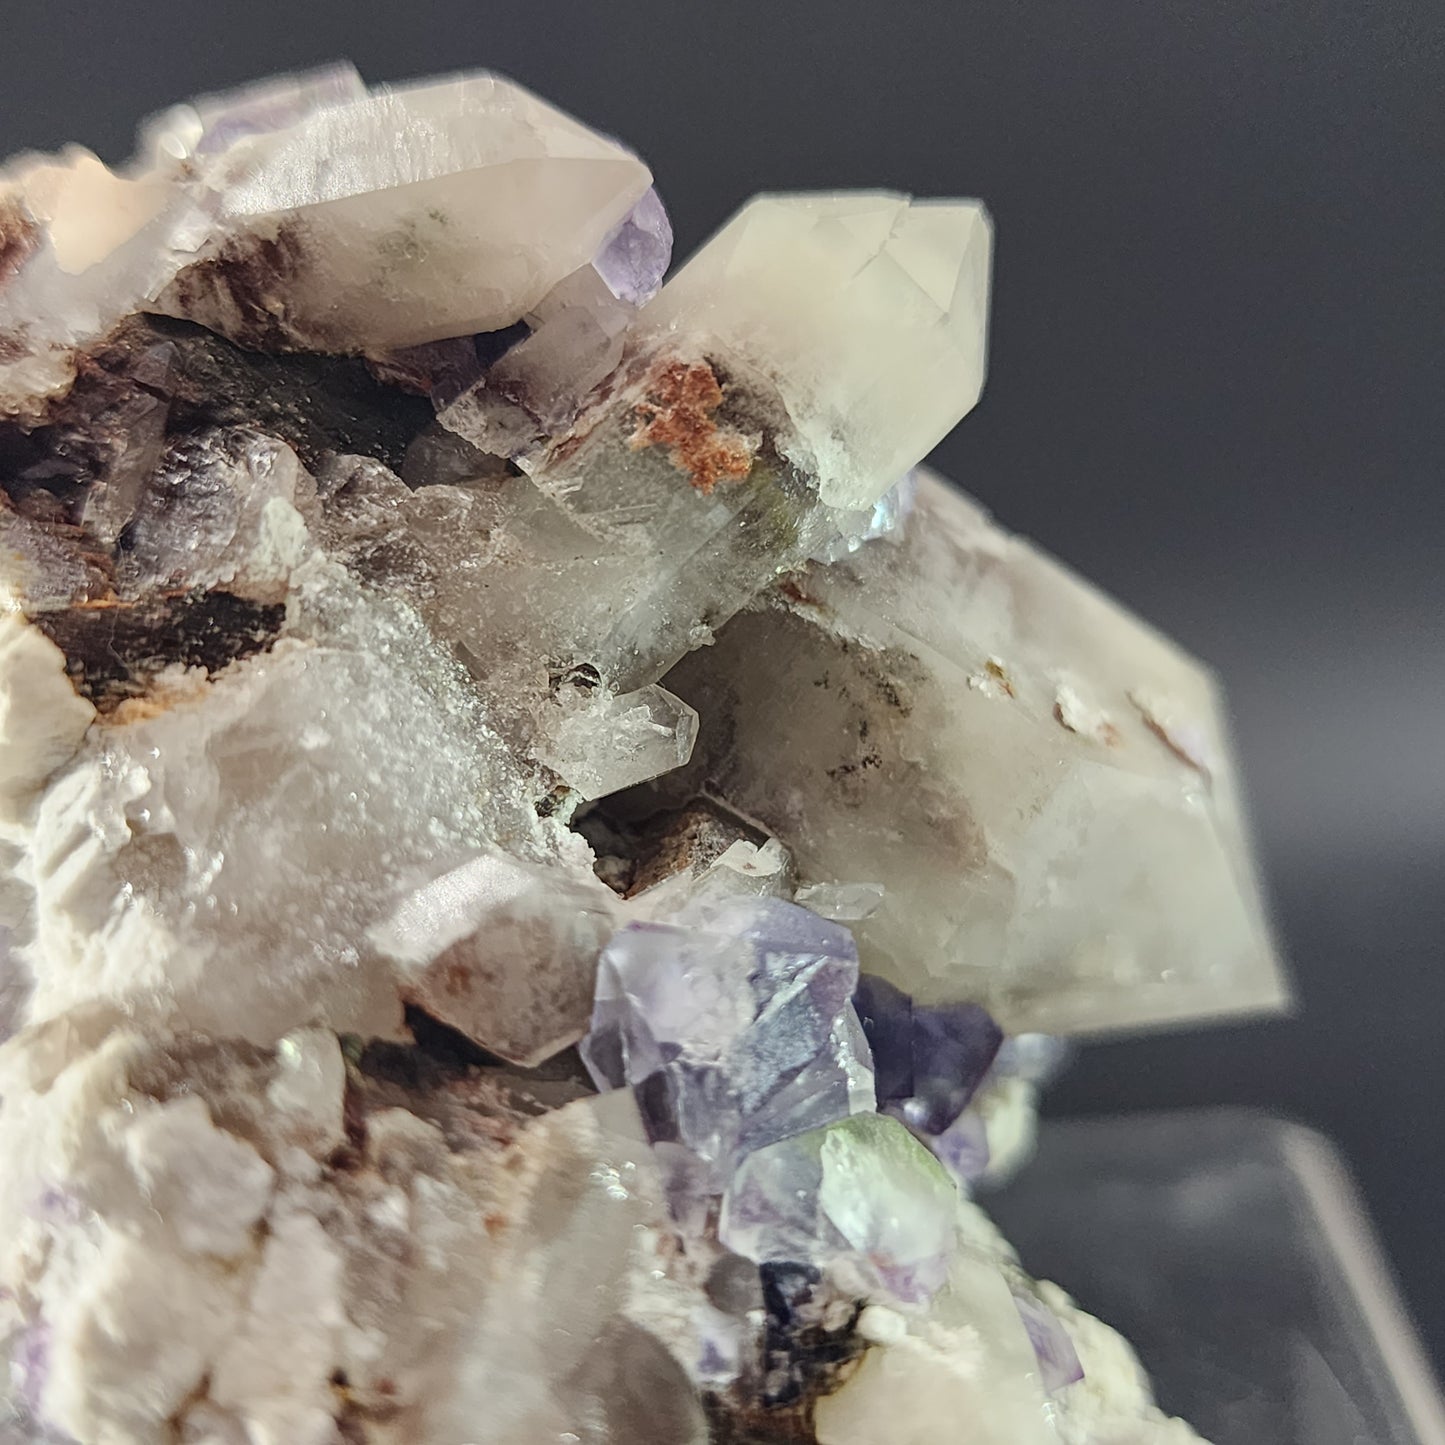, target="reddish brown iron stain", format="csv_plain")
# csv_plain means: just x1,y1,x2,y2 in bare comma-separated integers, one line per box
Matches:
1140,713,1212,781
983,657,1017,698
1052,701,1123,747
165,226,314,351
778,575,829,611
0,200,39,293
629,358,753,495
